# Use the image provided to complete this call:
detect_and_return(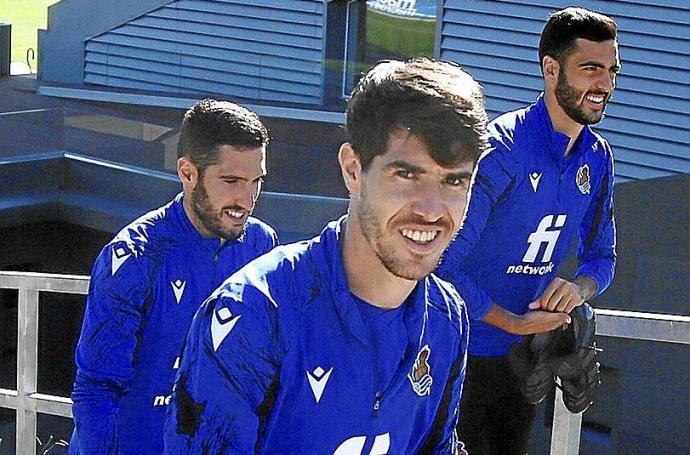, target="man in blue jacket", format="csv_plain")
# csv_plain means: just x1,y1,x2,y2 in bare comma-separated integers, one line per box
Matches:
69,99,278,454
437,7,619,454
164,58,487,454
